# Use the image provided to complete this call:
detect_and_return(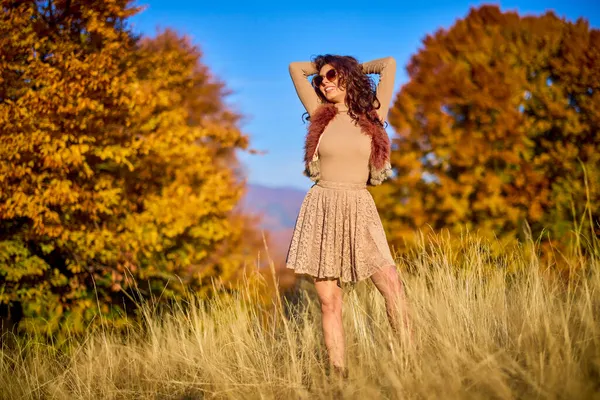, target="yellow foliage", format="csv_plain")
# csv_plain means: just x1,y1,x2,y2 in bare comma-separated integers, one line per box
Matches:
0,1,260,336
